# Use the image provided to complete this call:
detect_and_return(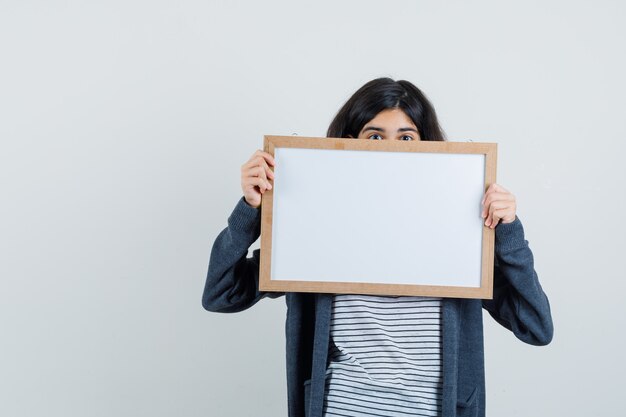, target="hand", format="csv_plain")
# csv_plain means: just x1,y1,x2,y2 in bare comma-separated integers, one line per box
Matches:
241,150,275,209
481,183,516,229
